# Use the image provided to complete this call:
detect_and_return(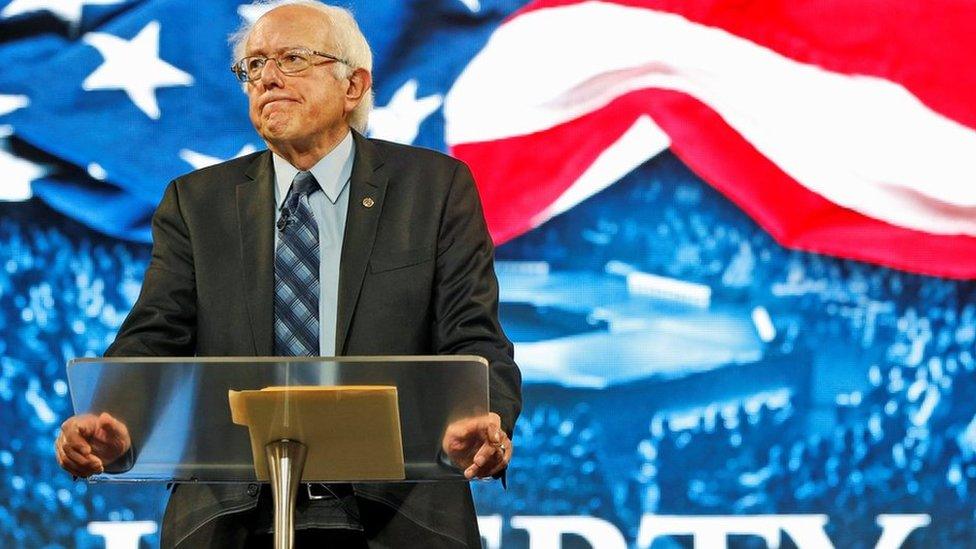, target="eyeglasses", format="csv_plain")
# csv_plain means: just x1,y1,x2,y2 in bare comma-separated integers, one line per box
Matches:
231,47,350,83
